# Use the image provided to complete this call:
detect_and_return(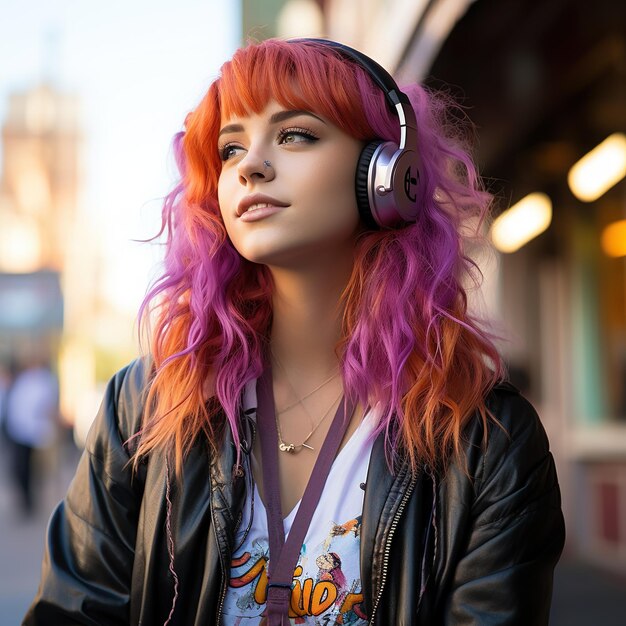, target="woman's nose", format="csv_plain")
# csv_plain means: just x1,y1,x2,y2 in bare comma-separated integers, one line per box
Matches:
237,151,275,185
